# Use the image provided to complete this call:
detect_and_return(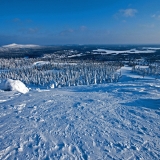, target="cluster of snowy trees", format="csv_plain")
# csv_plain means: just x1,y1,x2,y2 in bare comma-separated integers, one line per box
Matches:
0,58,122,87
132,63,160,78
0,58,35,70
